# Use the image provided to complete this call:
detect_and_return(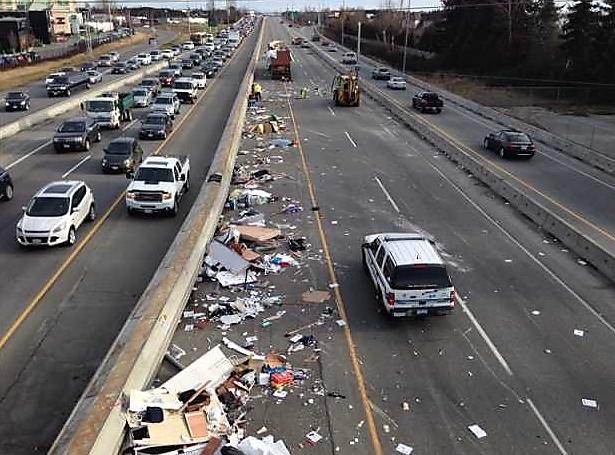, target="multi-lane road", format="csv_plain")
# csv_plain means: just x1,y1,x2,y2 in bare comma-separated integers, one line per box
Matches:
0,30,176,128
244,19,615,454
0,24,259,454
